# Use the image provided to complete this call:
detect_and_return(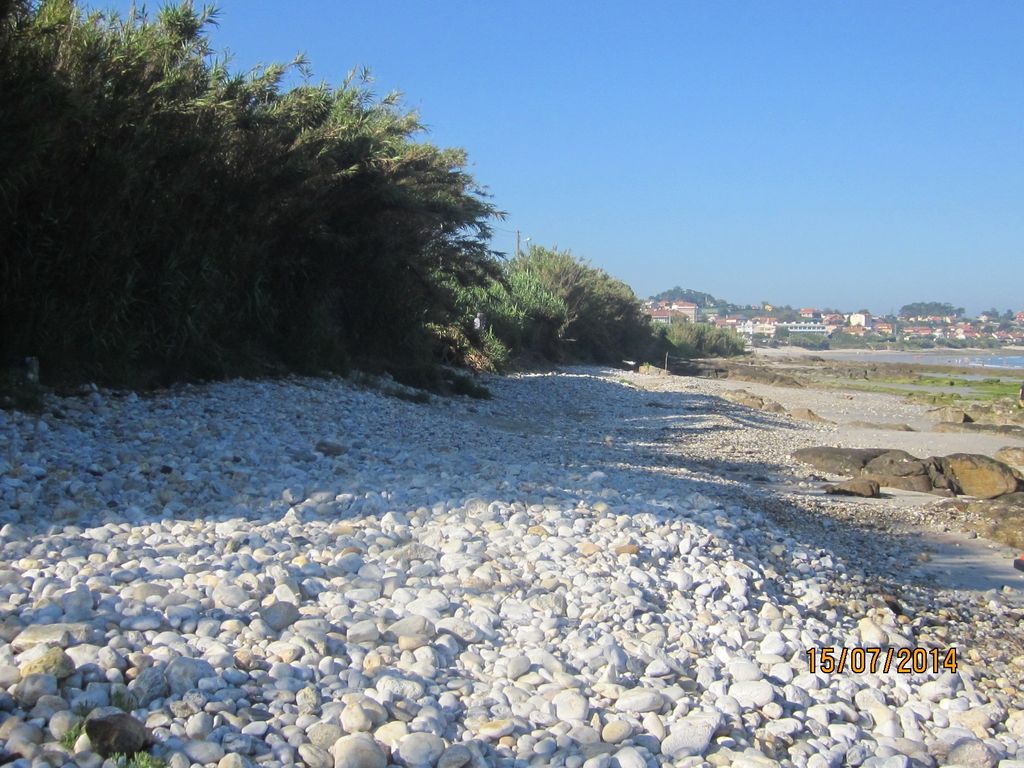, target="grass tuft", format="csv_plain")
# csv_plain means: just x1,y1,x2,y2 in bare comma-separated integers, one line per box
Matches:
60,720,85,750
